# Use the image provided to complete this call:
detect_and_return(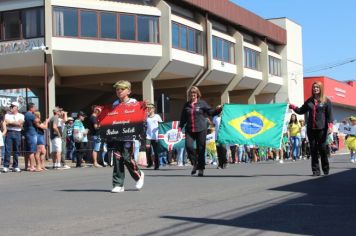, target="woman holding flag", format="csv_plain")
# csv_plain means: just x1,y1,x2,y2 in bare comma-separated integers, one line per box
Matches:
179,86,222,177
289,81,333,176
